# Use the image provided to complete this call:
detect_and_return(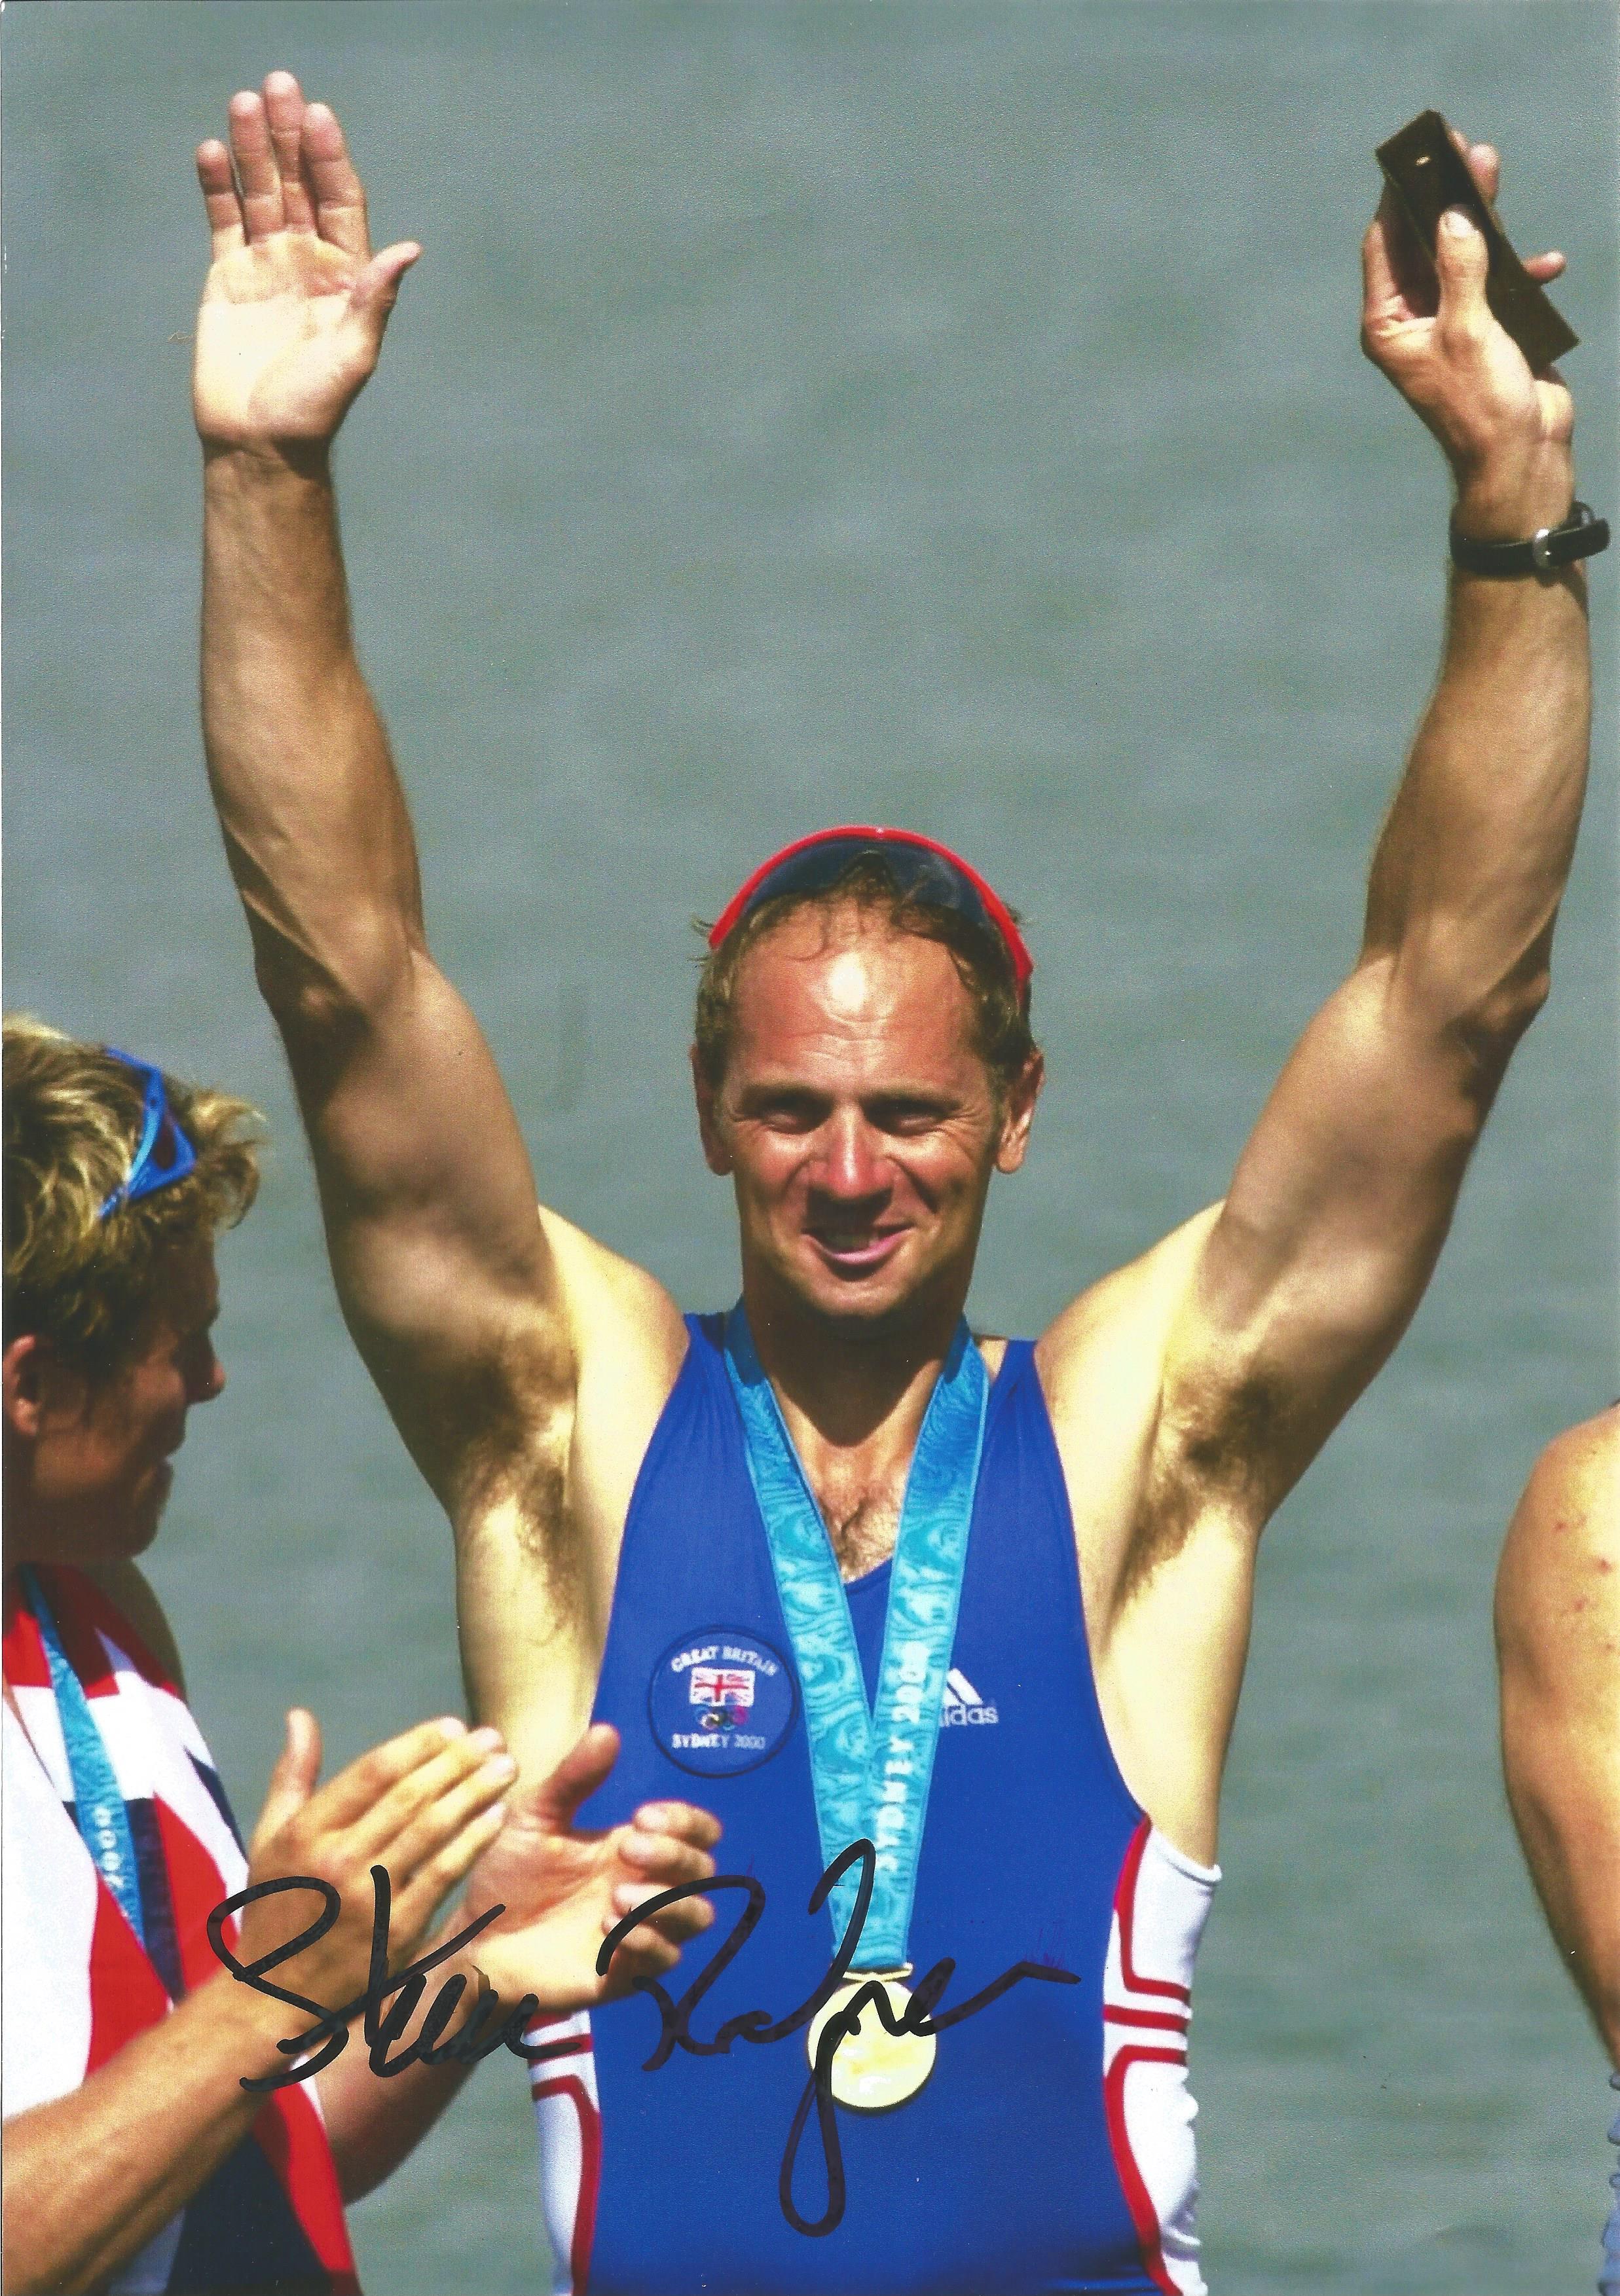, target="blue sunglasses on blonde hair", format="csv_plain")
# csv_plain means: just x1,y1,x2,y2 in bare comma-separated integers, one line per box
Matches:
98,1051,197,1220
